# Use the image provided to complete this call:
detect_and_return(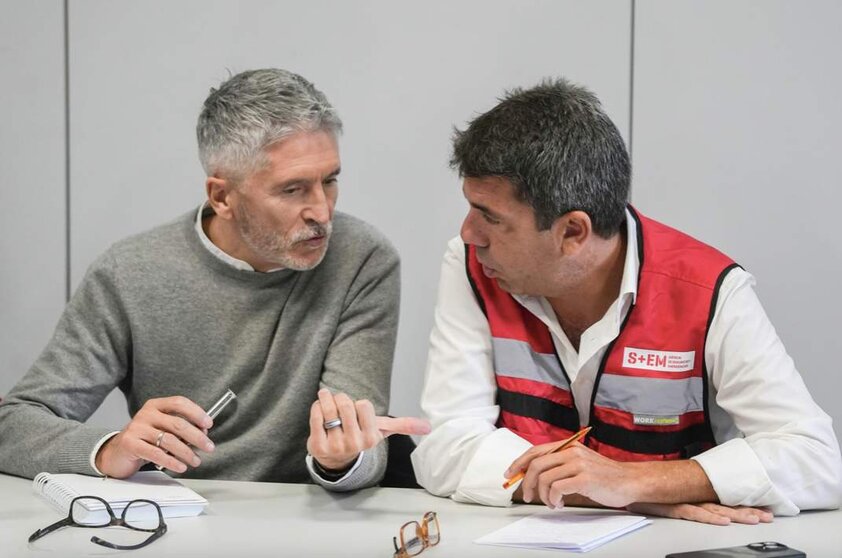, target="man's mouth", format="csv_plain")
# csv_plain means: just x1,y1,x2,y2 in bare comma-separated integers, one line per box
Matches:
294,222,331,248
301,235,325,247
478,260,496,278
